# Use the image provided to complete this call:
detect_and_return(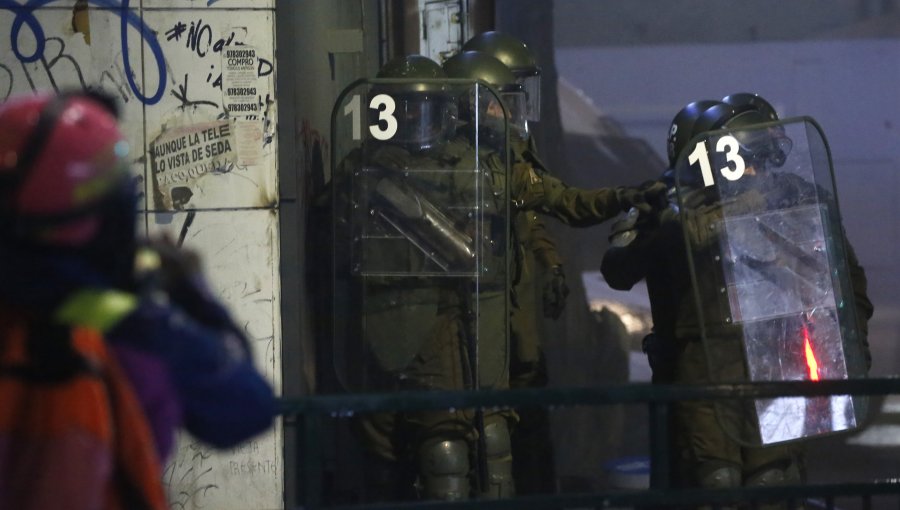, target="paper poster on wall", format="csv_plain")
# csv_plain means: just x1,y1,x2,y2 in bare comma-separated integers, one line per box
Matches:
222,45,261,116
234,119,265,167
149,120,237,210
